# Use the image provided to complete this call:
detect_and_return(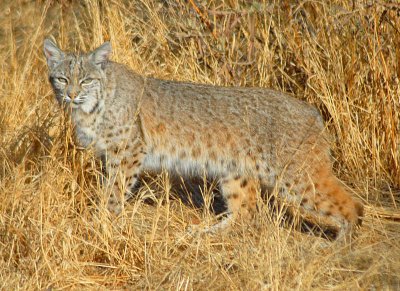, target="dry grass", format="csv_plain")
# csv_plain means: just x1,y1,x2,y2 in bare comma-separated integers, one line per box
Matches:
1,0,399,289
